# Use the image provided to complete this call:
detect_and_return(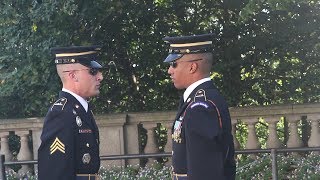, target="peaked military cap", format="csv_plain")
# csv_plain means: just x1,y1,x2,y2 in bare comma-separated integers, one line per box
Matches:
51,45,103,68
163,33,214,62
